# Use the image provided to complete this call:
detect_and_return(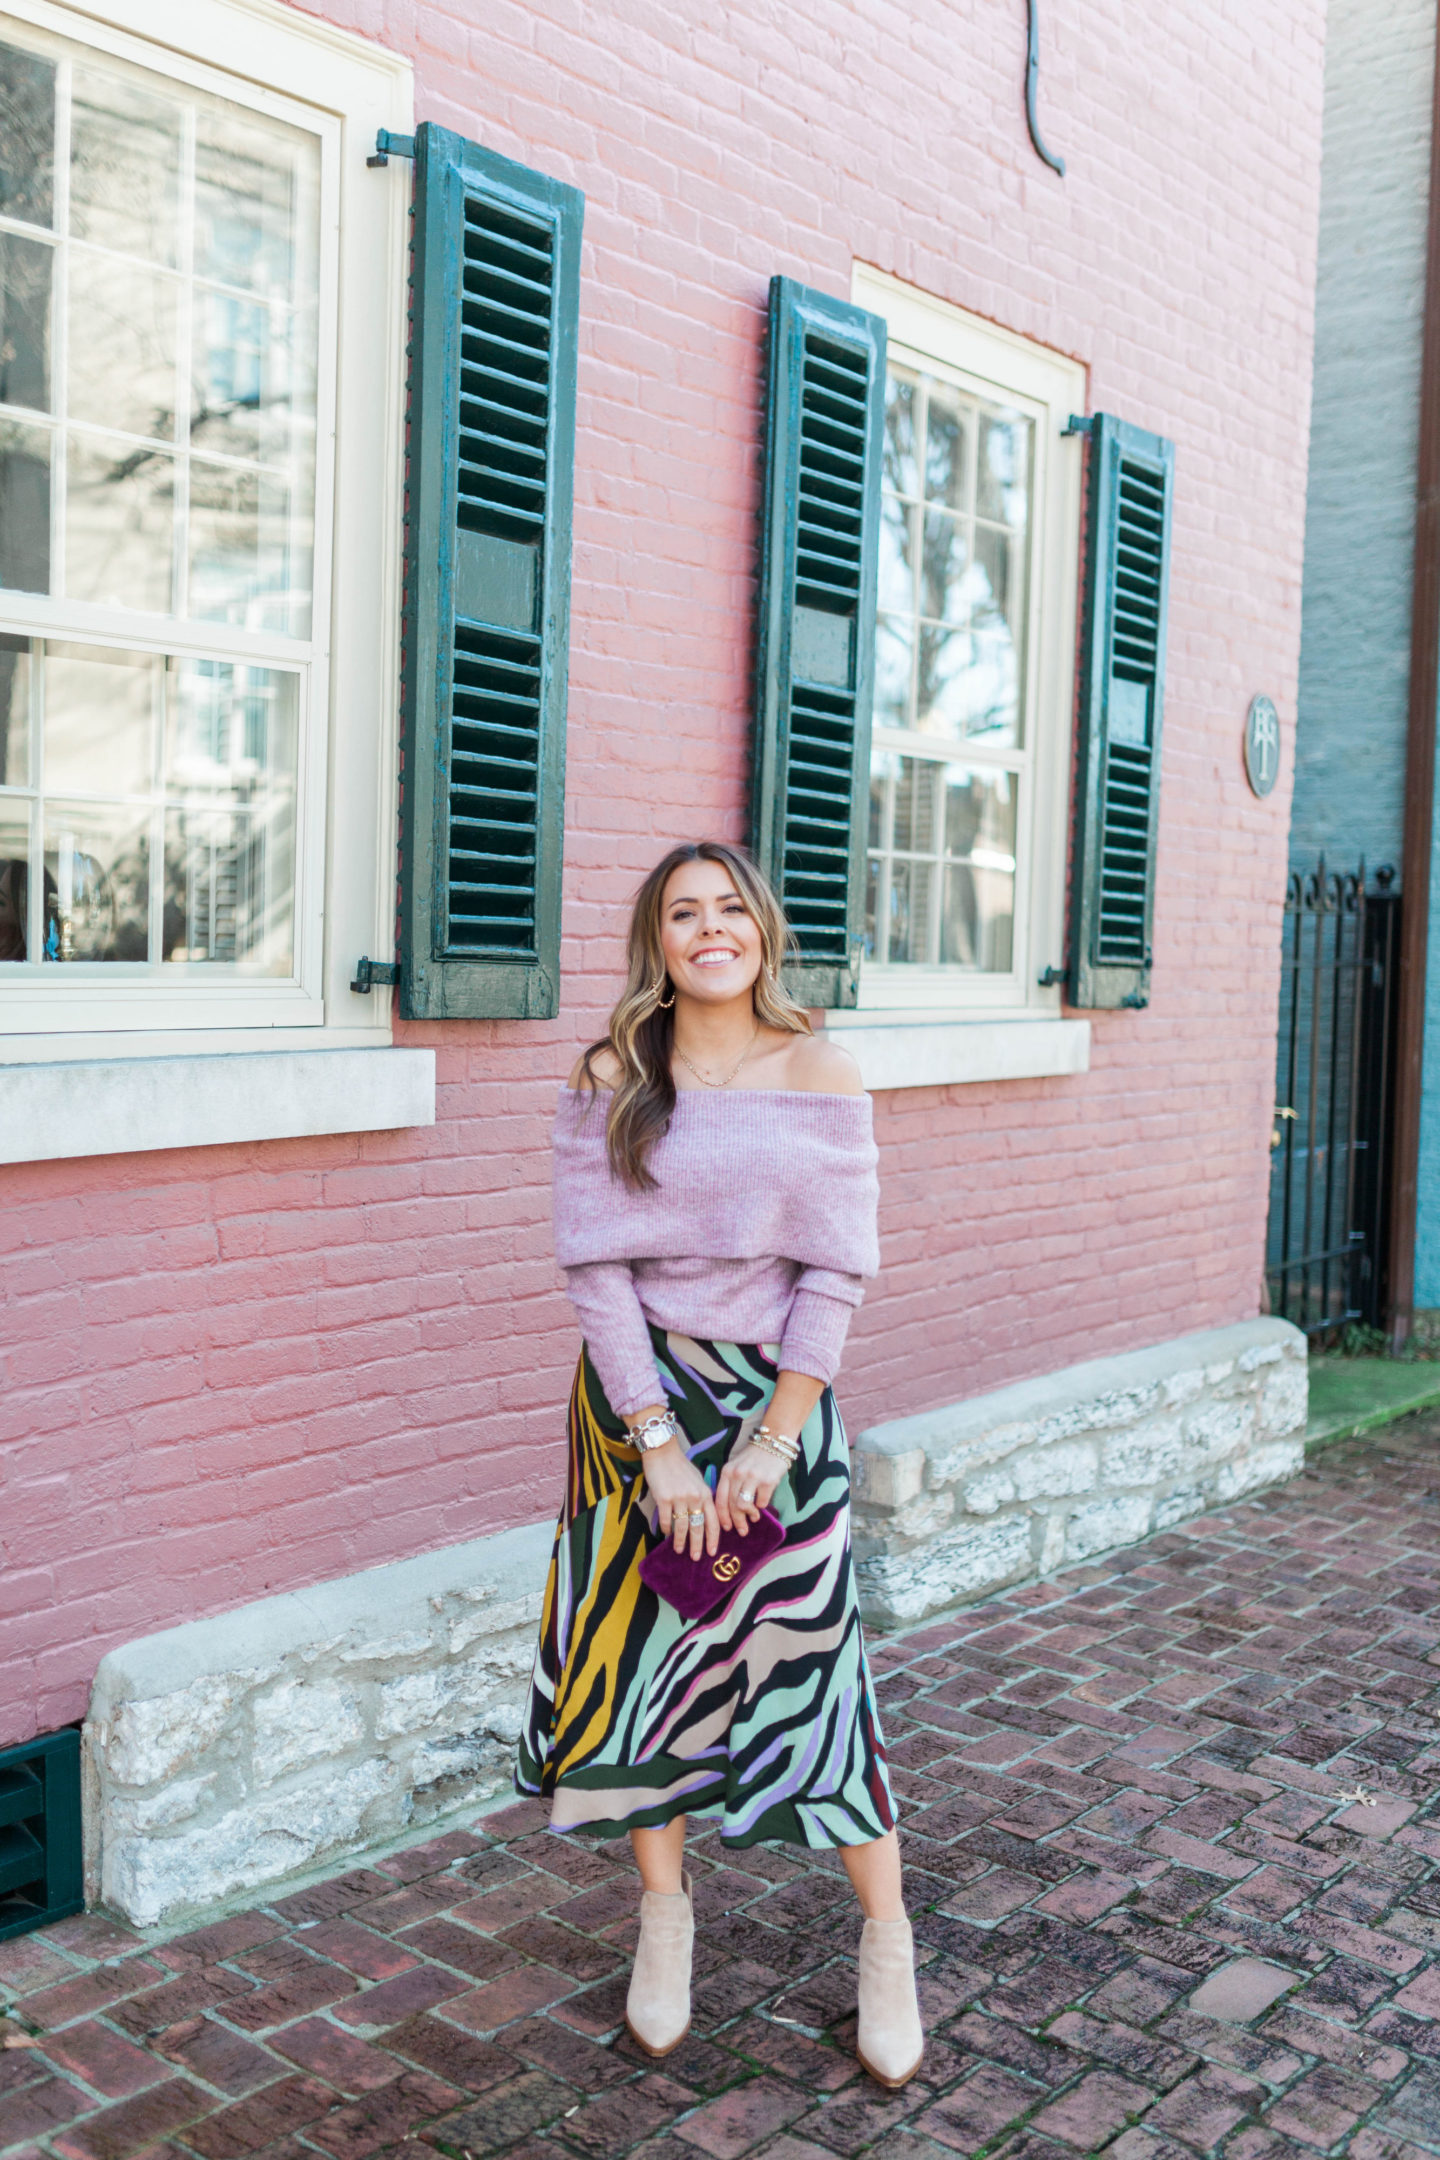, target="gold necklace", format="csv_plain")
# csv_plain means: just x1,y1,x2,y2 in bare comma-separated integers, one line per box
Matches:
674,1022,761,1089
